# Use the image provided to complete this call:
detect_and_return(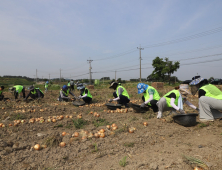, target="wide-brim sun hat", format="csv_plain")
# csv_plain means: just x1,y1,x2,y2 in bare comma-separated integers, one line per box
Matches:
28,85,35,91
137,83,148,94
77,86,85,90
189,77,205,86
109,81,118,88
